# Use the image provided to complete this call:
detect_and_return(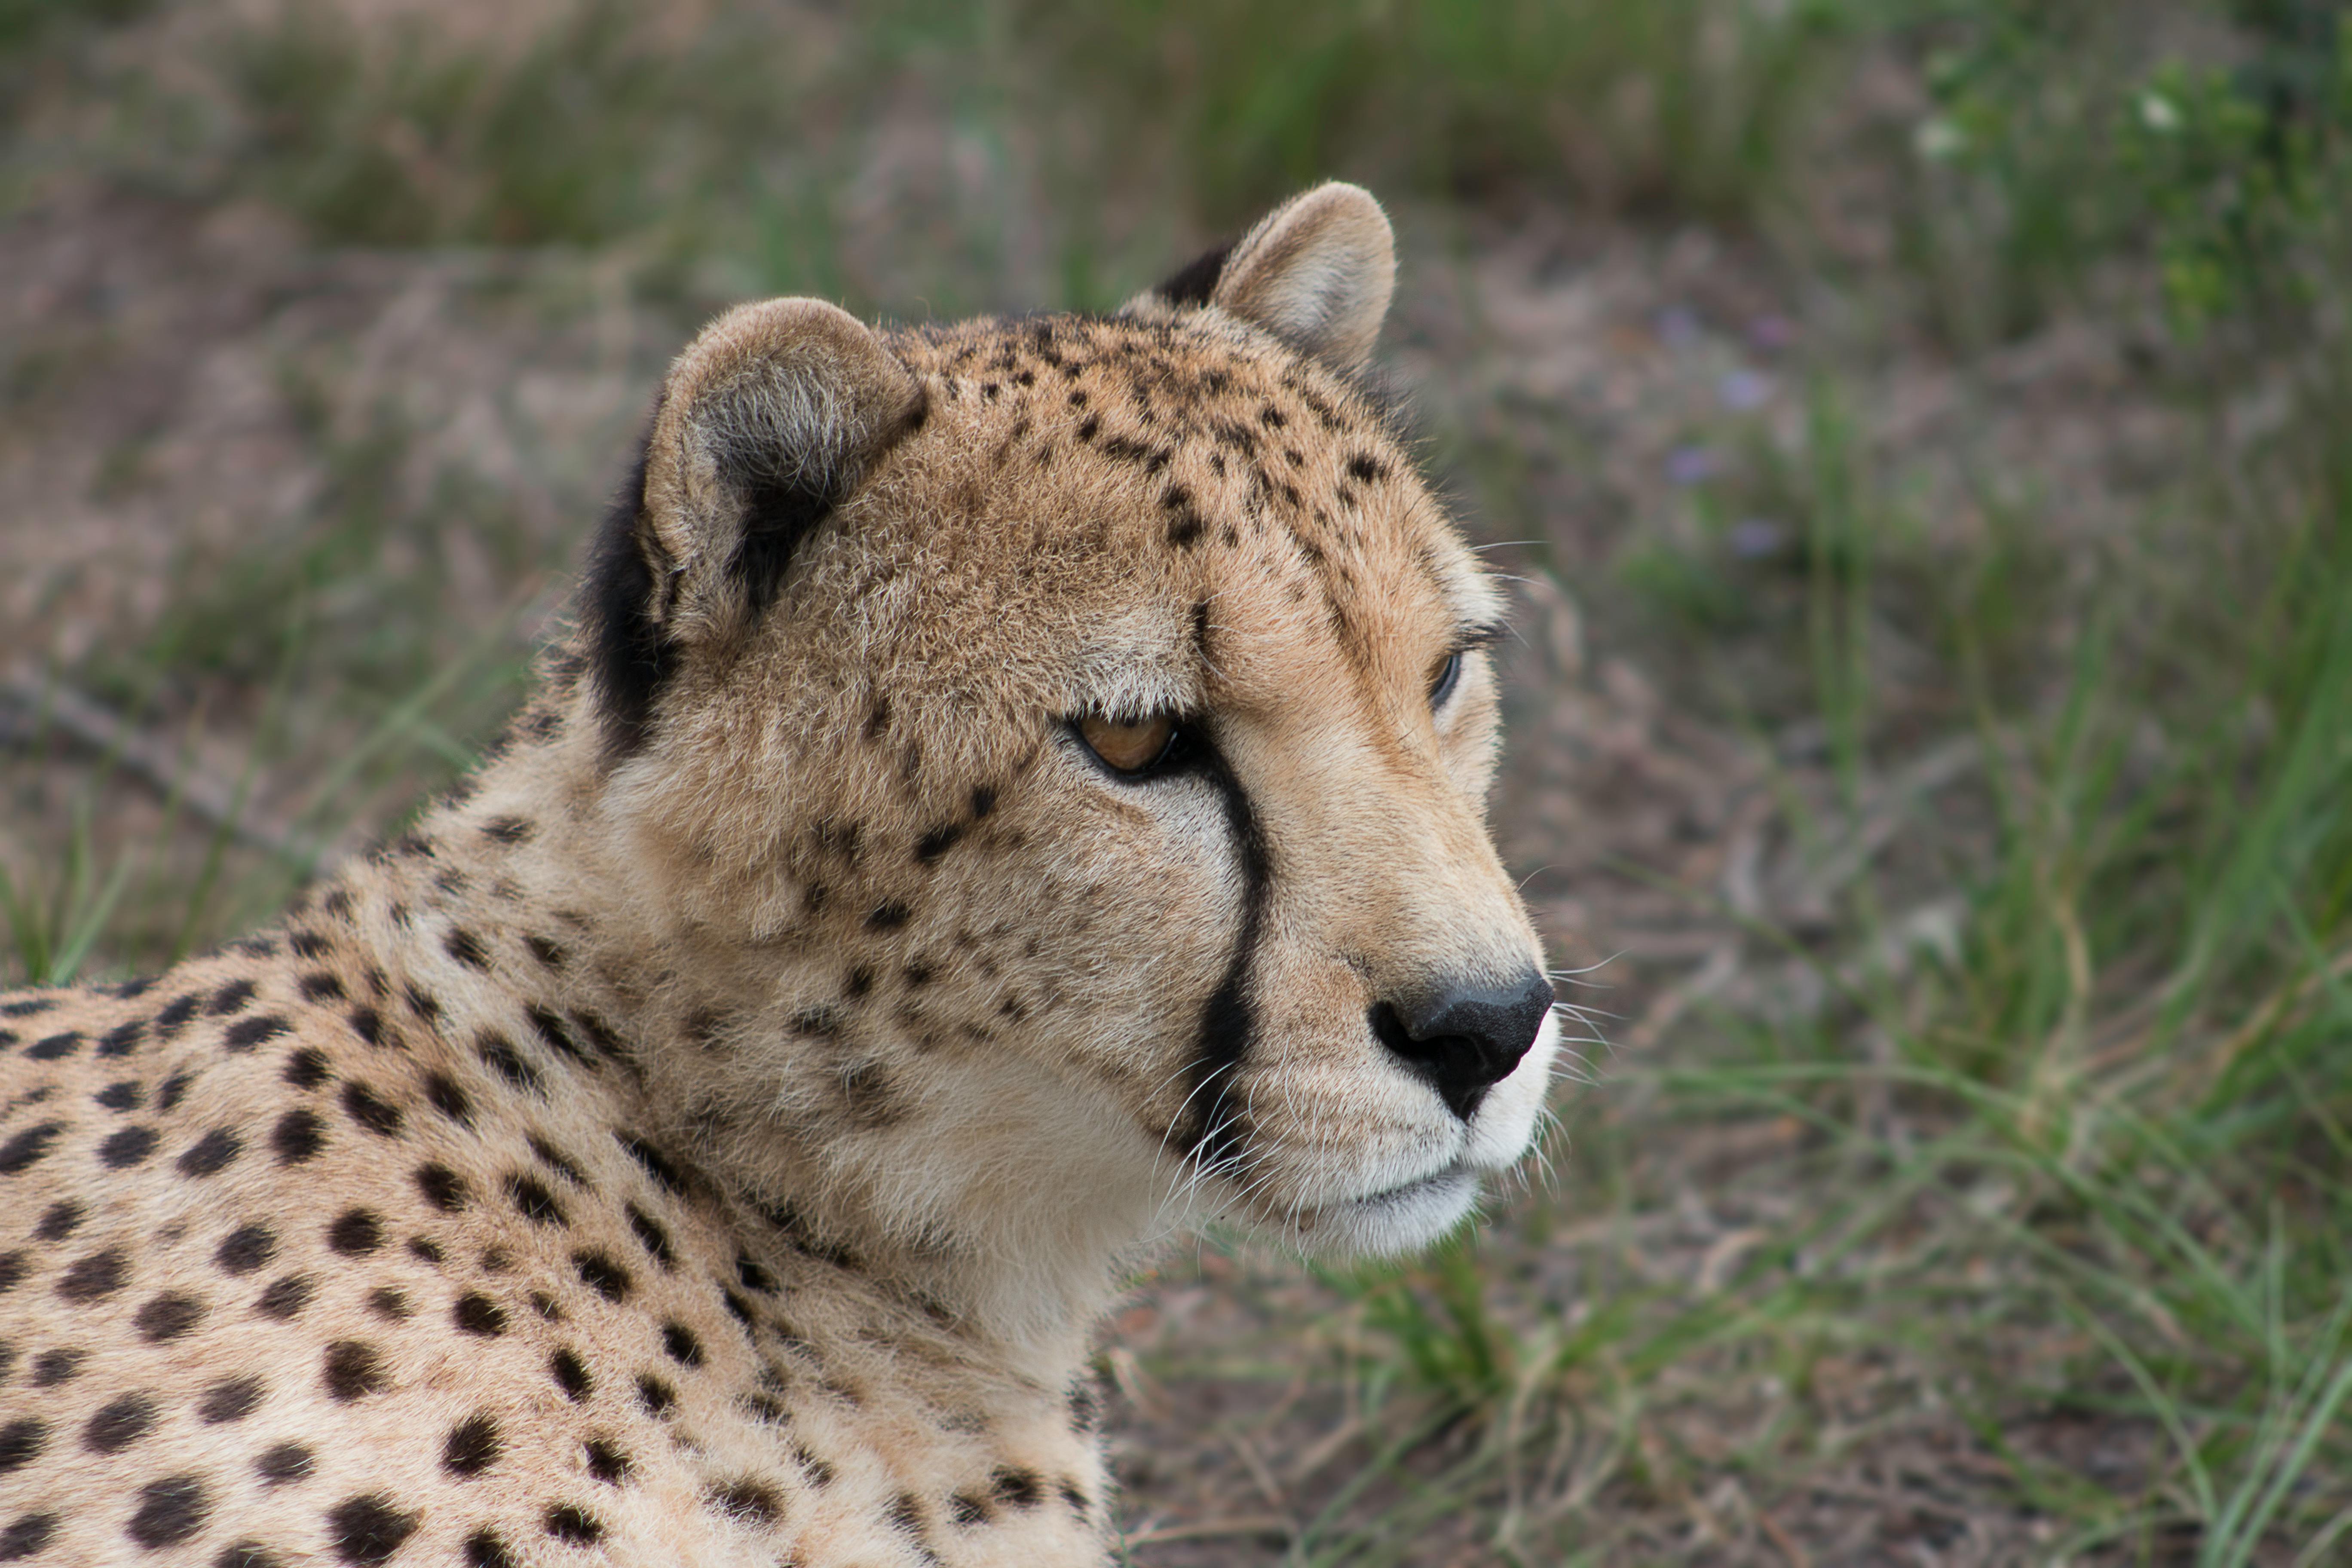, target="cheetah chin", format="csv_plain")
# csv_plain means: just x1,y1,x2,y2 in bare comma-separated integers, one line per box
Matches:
0,182,1562,1567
